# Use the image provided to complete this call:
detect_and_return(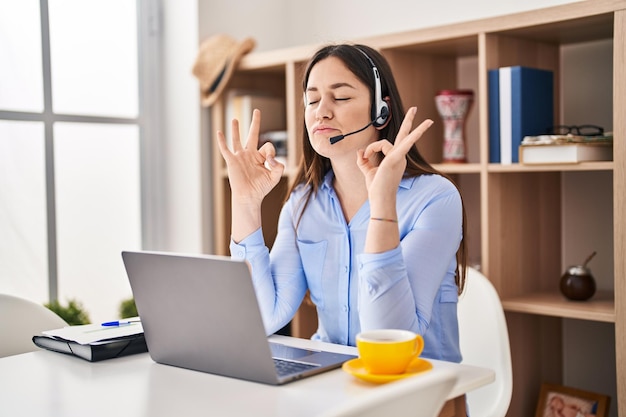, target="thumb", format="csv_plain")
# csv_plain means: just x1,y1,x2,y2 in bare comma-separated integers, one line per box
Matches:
266,155,285,181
